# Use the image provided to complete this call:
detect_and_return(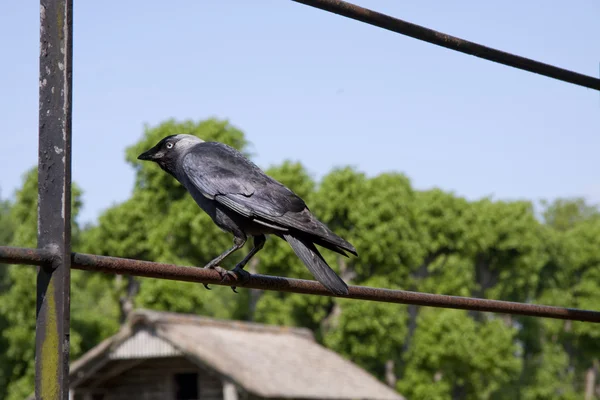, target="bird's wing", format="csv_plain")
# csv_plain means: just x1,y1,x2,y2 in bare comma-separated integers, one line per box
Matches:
182,142,309,226
182,143,256,199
